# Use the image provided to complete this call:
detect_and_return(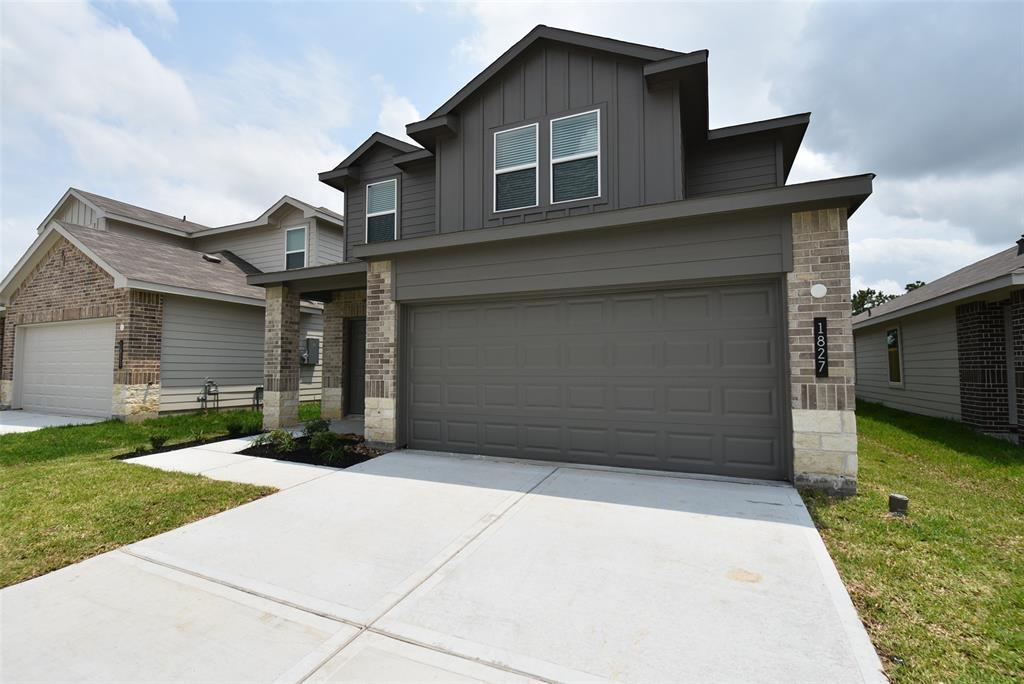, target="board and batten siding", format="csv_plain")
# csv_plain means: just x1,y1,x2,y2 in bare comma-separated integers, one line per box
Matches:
854,307,961,420
392,210,791,302
159,295,322,412
685,133,780,198
433,42,682,233
56,196,100,229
